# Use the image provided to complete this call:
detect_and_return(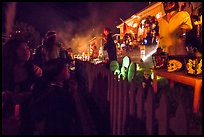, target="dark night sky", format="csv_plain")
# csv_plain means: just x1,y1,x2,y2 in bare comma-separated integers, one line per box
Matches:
3,2,149,36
